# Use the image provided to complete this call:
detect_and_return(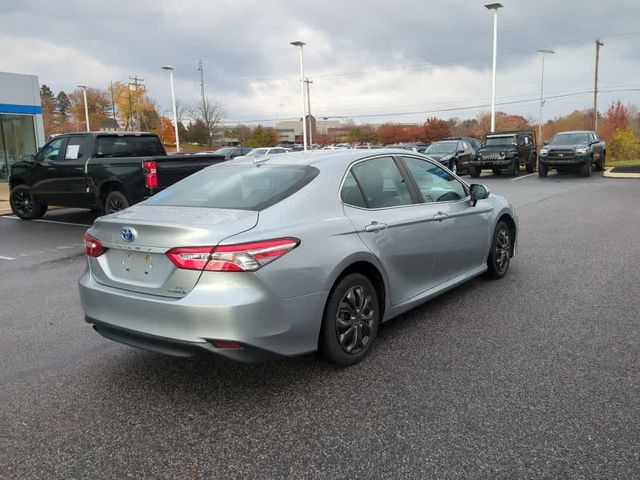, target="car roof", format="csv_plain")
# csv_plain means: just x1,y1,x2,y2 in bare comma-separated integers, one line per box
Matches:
554,130,593,134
